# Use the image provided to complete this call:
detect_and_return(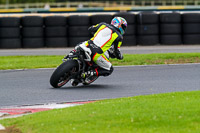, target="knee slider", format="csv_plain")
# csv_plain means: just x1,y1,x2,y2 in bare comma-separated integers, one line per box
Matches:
103,66,113,76
109,66,114,74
